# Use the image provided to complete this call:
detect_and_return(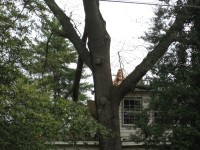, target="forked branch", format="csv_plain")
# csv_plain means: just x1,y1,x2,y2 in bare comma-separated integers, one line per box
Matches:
116,13,187,100
44,0,92,69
